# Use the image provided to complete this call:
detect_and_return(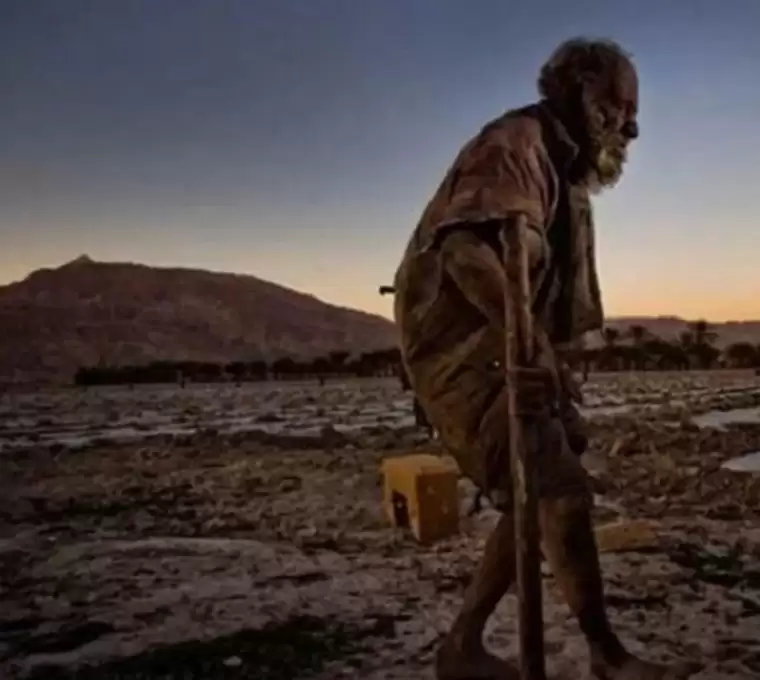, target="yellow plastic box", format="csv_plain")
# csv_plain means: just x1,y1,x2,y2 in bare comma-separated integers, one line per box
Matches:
381,454,459,543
